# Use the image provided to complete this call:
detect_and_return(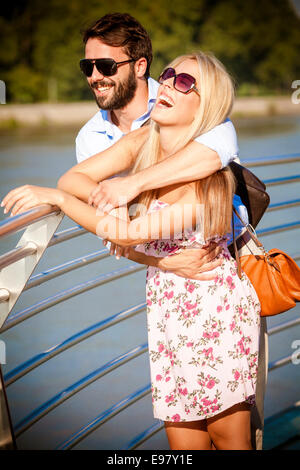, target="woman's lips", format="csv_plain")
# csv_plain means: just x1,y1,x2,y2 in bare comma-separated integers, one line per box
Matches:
157,94,174,108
